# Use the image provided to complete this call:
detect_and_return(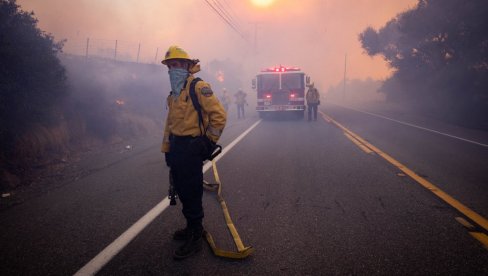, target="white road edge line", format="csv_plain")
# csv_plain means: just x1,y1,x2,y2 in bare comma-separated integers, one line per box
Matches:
203,120,262,172
335,104,488,148
74,119,262,276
